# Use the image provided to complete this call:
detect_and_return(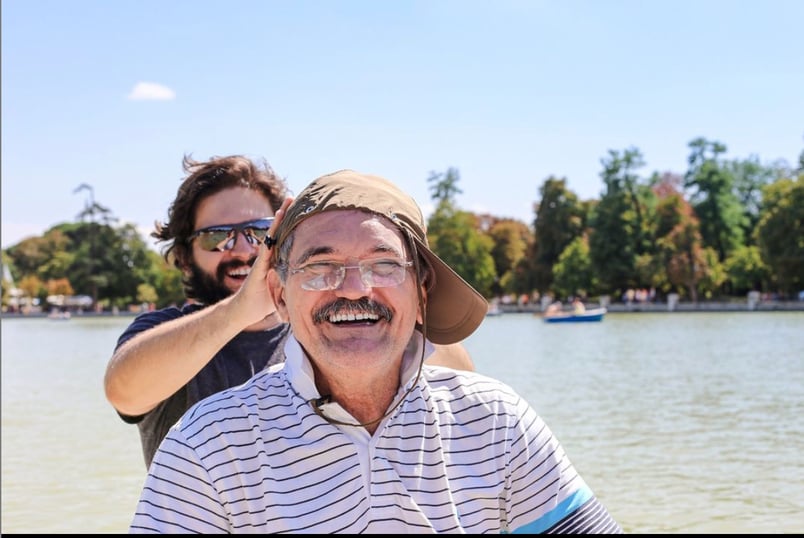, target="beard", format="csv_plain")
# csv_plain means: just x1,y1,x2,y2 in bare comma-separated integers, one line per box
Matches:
185,257,256,306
